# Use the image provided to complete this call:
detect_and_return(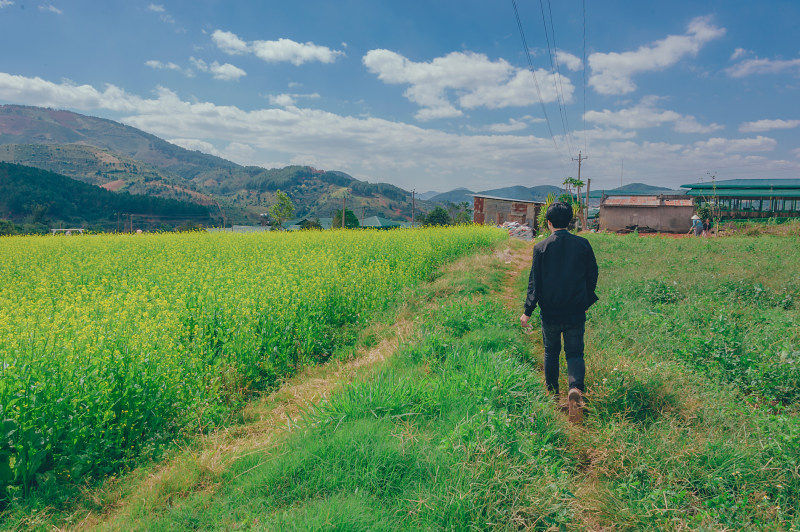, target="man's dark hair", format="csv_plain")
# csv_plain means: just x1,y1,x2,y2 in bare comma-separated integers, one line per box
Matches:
546,202,573,229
